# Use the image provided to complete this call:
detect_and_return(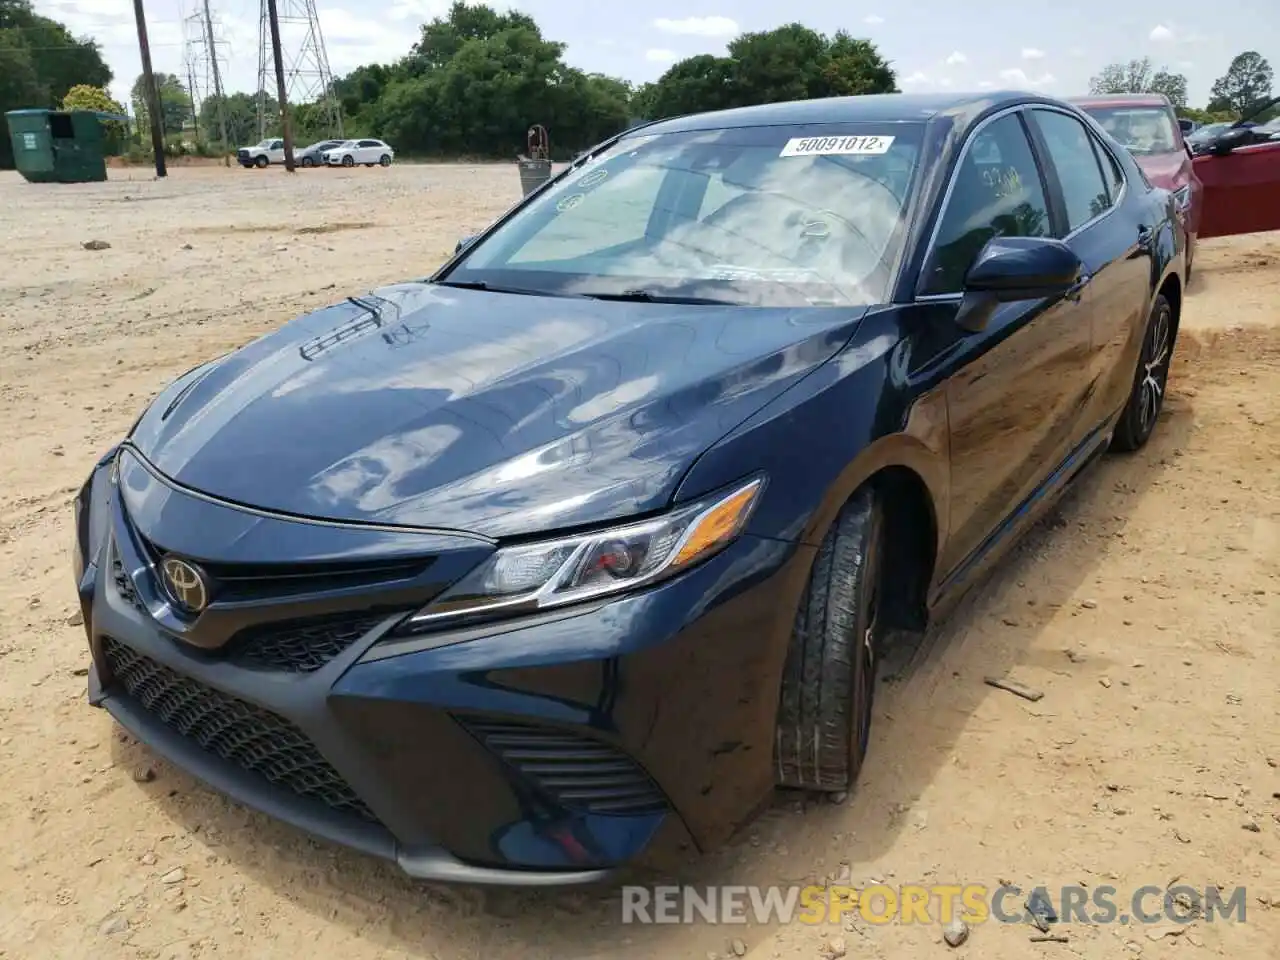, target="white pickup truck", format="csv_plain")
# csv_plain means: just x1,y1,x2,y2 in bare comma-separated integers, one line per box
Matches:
236,138,285,168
